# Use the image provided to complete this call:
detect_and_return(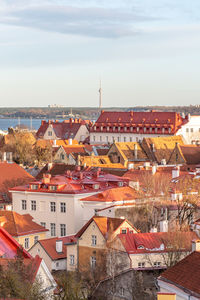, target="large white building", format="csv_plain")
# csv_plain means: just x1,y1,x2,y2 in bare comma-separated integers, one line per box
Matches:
10,168,129,237
90,111,200,144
